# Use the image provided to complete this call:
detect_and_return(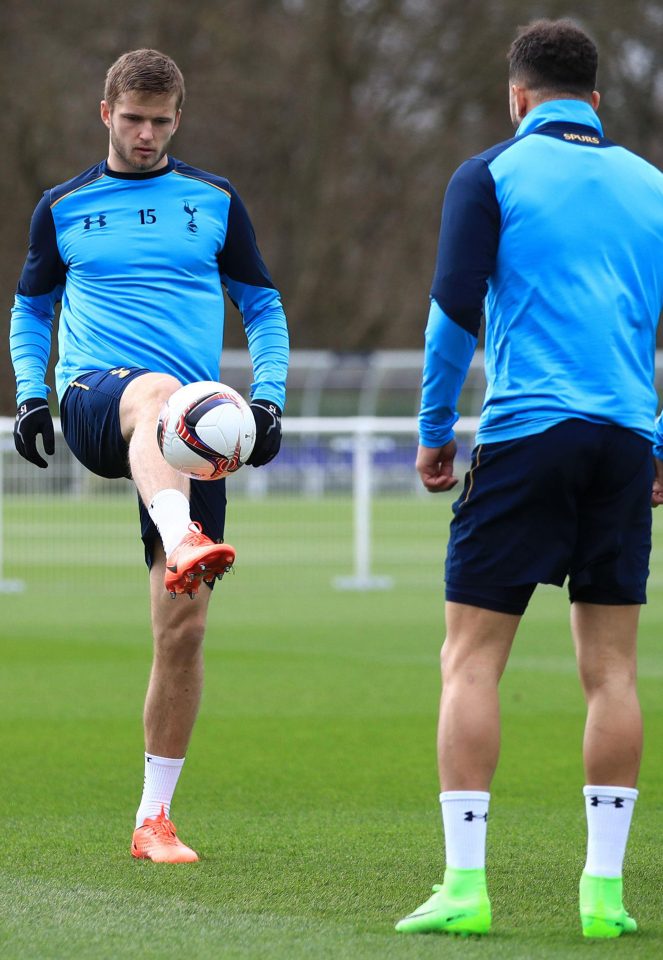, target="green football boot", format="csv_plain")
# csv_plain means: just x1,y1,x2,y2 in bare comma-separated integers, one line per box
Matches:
395,867,491,936
579,872,637,939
